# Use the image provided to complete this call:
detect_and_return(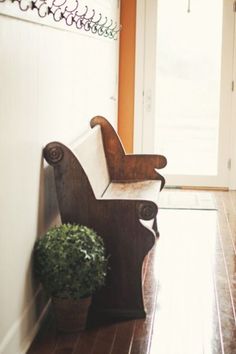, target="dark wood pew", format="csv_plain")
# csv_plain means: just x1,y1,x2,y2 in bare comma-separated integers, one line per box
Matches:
43,116,167,319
